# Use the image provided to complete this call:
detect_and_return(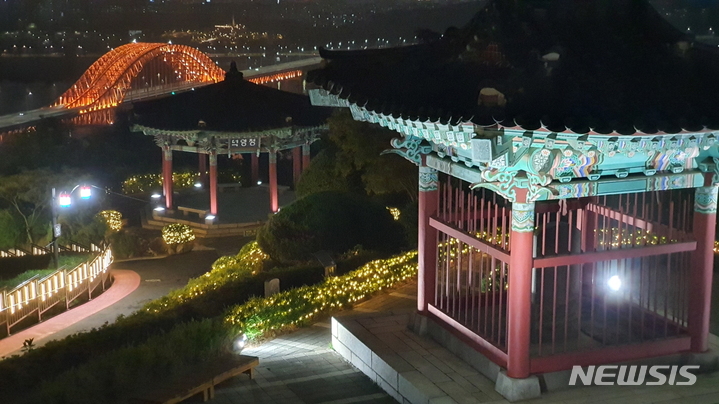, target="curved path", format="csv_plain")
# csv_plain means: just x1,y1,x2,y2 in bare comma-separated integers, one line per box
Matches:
0,269,141,358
